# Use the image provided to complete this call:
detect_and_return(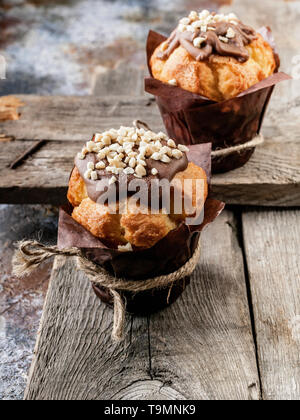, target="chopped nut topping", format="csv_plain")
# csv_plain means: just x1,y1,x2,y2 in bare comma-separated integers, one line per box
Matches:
84,169,92,180
80,125,190,181
94,133,102,143
91,171,98,181
178,144,189,153
172,149,183,159
87,162,95,171
193,36,207,48
189,11,198,21
168,79,178,86
151,168,158,176
135,164,147,178
219,36,229,43
168,139,177,148
226,27,236,39
96,161,105,170
118,243,133,252
109,176,117,185
181,10,241,34
78,152,86,160
180,17,190,25
178,23,187,33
